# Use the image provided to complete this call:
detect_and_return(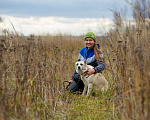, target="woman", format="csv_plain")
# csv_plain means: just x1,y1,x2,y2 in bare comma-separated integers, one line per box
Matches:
68,32,105,93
